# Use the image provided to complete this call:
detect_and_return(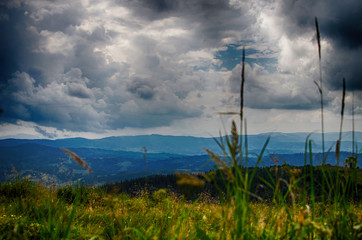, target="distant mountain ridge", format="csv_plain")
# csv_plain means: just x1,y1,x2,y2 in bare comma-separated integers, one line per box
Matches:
0,132,360,155
0,132,360,185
